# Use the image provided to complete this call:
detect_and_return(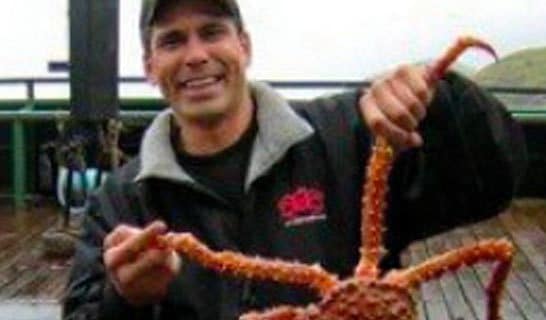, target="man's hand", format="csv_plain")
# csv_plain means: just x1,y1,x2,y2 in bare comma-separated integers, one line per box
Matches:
360,64,435,150
103,221,181,306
